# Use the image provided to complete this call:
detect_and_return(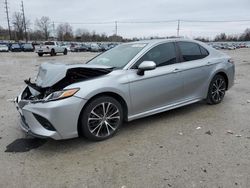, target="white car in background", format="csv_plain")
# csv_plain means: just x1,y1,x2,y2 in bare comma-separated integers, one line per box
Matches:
90,43,101,52
36,41,68,57
0,44,9,52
